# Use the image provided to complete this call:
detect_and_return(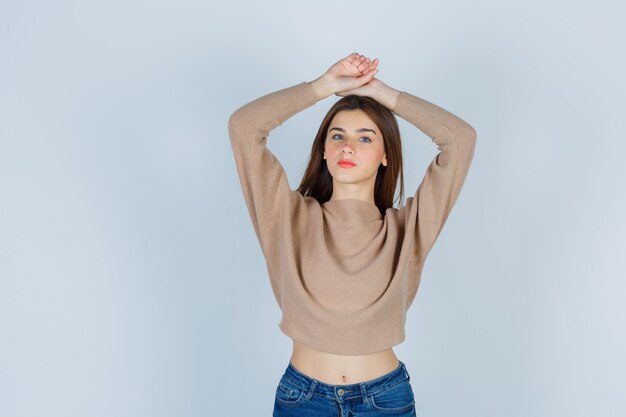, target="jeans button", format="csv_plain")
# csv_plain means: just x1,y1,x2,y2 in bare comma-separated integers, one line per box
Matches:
337,388,345,396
